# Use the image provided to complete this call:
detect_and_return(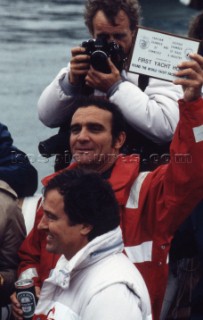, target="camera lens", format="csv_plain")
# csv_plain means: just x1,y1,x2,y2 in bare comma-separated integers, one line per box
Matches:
38,132,68,158
90,51,111,73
